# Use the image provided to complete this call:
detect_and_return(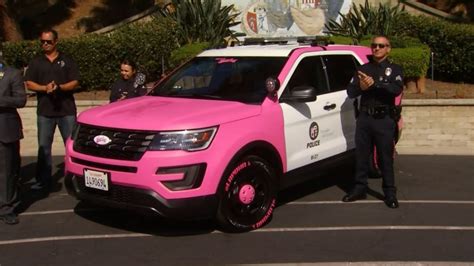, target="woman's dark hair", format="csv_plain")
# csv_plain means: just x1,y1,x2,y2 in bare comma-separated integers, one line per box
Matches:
121,59,137,71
